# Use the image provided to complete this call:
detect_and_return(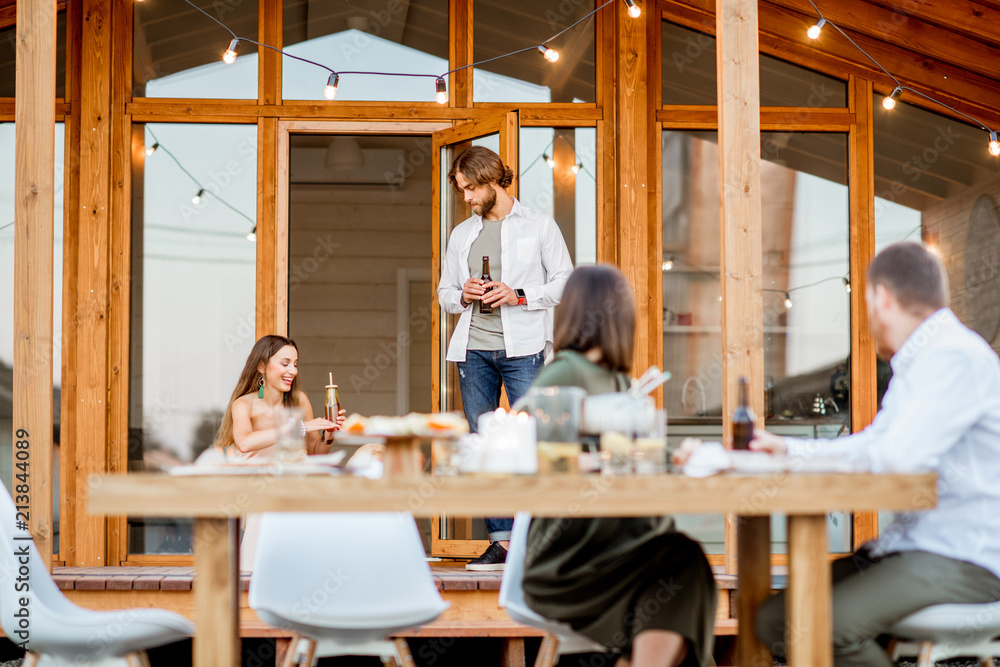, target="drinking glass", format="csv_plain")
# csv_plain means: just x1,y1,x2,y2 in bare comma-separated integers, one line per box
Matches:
273,405,306,462
634,409,668,474
525,386,585,475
